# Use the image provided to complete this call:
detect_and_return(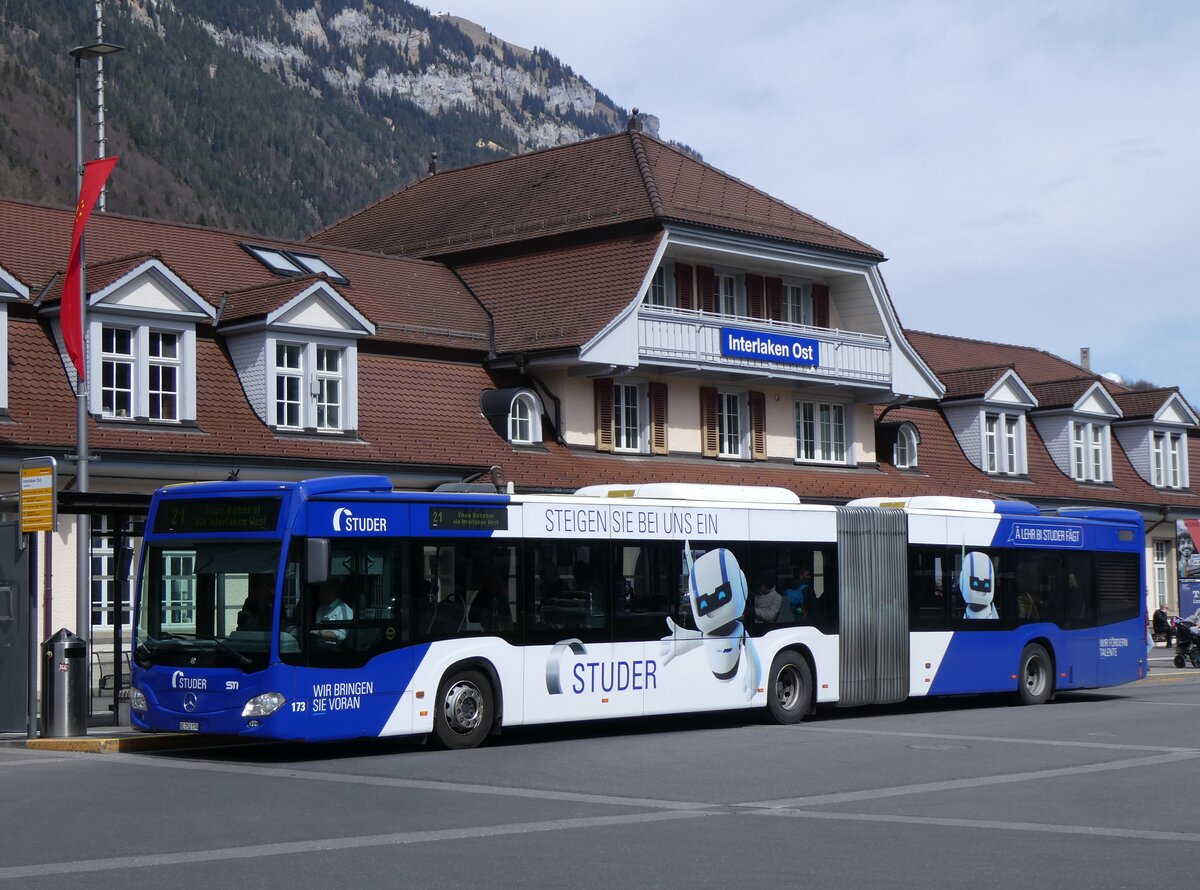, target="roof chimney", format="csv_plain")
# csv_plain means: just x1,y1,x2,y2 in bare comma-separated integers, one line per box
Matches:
427,151,438,176
1080,347,1091,370
626,108,643,133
